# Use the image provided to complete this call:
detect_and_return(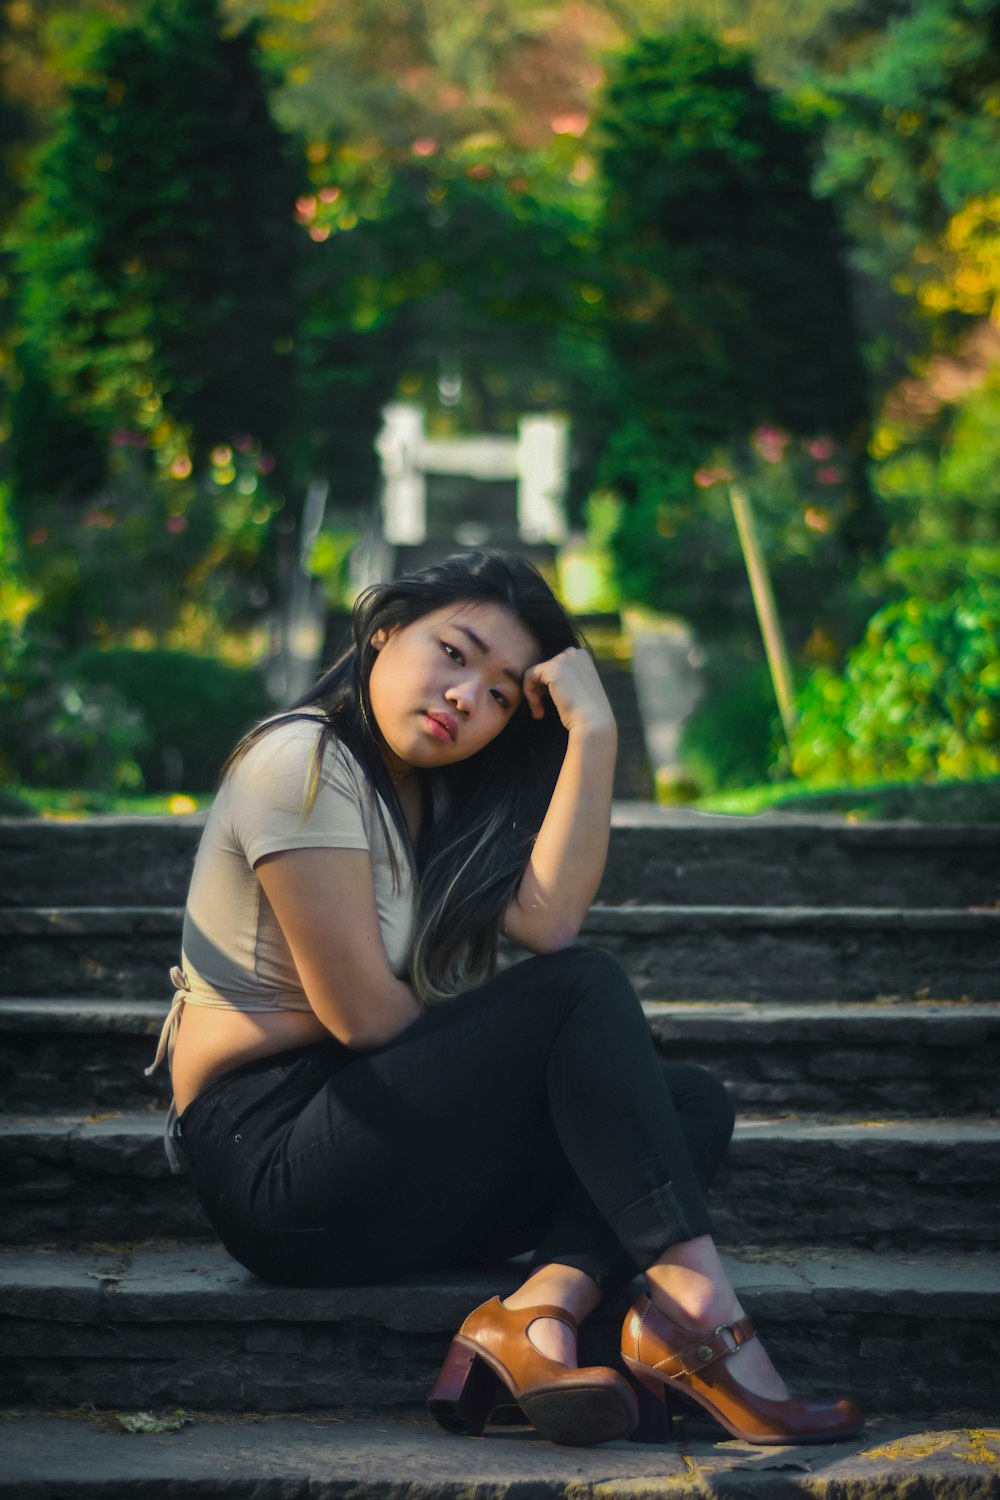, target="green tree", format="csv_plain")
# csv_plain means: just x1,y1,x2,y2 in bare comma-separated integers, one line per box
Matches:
814,0,1000,388
592,29,877,649
11,0,300,475
291,147,600,517
6,0,302,640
